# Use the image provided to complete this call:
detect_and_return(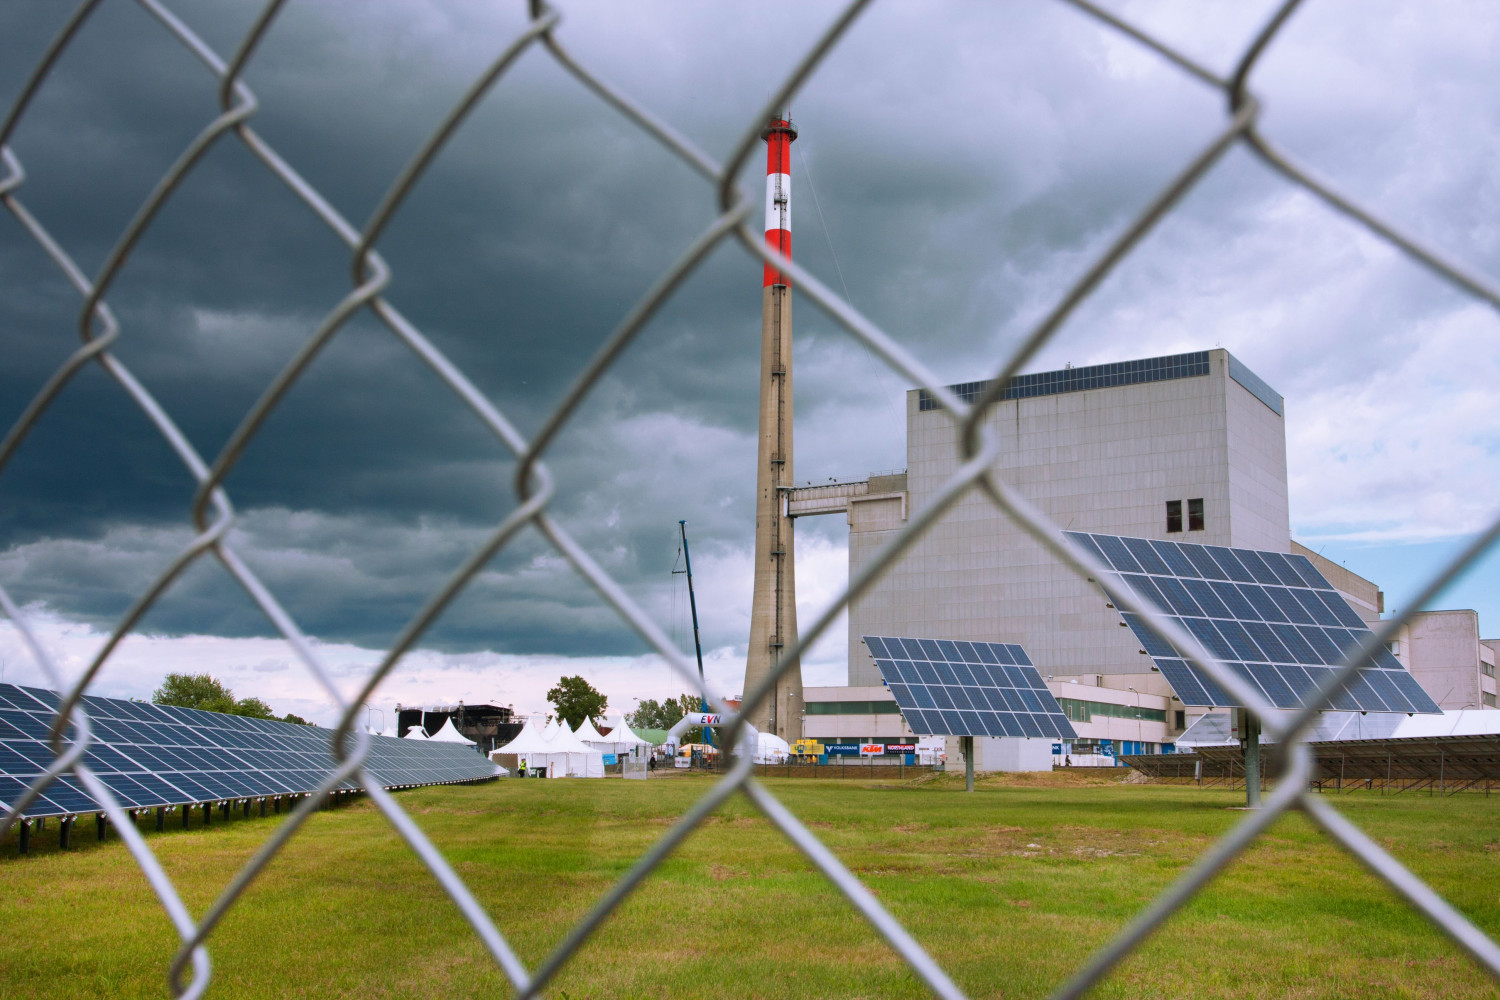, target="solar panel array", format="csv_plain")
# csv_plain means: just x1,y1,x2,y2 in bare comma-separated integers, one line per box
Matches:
0,684,499,820
1065,532,1441,714
864,636,1078,739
